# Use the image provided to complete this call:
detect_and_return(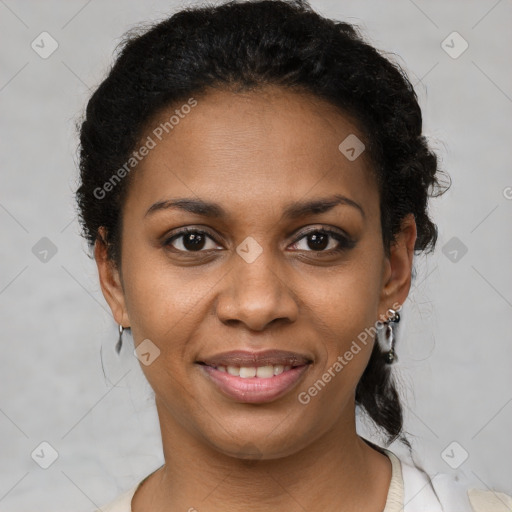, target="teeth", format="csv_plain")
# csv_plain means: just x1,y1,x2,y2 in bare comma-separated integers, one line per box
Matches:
256,365,274,378
239,367,257,378
273,365,284,375
216,364,297,378
227,366,240,376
